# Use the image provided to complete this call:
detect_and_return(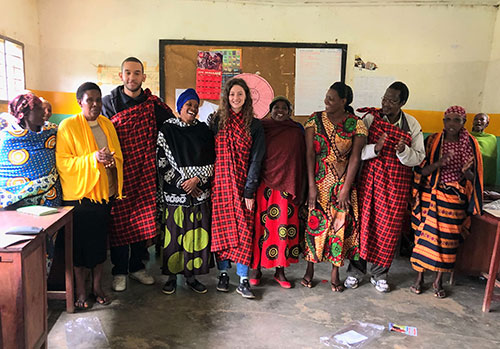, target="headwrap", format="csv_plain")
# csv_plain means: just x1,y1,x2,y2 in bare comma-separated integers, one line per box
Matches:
176,88,200,113
8,92,42,119
444,105,467,120
269,96,292,113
